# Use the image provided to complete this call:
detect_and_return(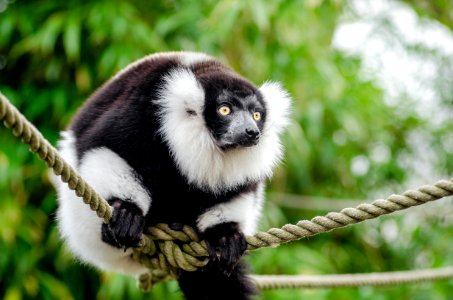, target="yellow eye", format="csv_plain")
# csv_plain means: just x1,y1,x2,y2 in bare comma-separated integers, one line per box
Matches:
218,106,231,116
253,112,261,121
